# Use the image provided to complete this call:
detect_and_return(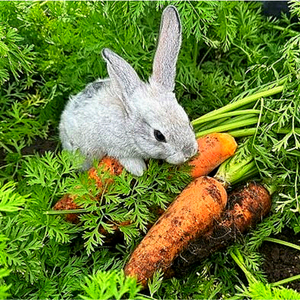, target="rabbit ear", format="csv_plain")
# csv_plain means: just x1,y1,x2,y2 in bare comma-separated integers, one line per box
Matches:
102,48,142,98
150,5,182,92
